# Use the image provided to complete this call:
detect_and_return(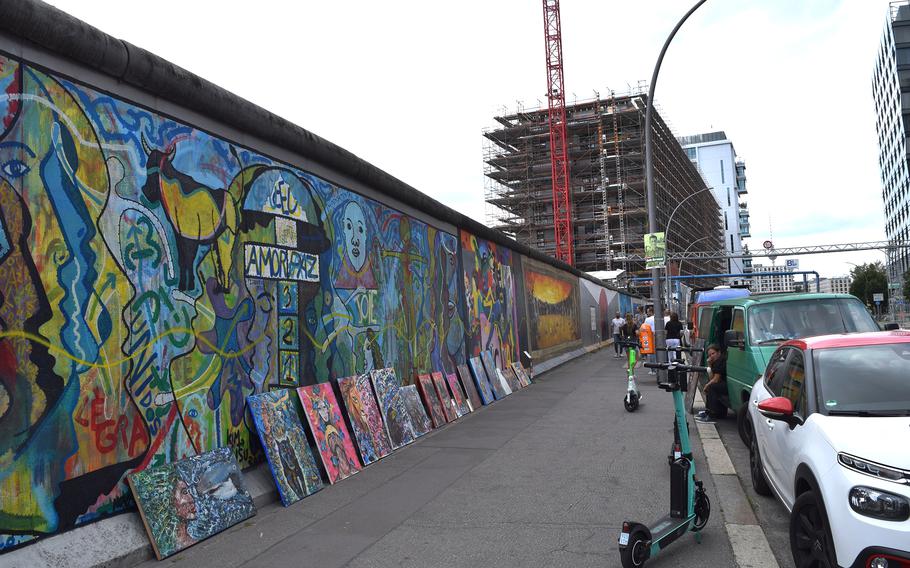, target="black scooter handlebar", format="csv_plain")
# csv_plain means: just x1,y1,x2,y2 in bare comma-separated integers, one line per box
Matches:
655,346,703,353
644,362,709,373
